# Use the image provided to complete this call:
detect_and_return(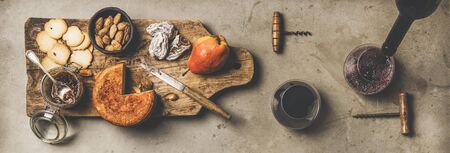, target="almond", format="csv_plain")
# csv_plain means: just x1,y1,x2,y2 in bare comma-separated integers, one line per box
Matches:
122,26,130,45
103,16,113,29
79,69,94,77
98,27,108,37
117,22,128,30
109,24,117,39
95,35,104,48
102,35,111,45
105,45,114,51
95,17,103,31
113,13,121,24
111,40,122,50
114,31,123,43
